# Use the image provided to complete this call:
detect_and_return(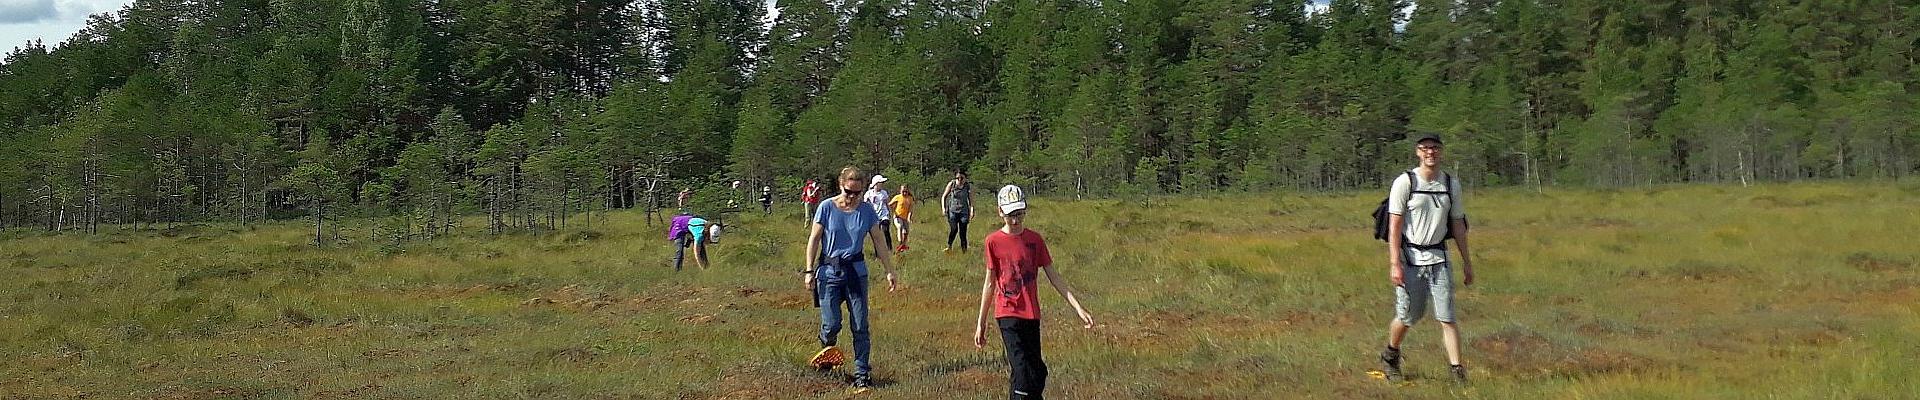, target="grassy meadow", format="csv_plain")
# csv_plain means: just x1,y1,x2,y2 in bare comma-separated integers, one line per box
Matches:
4,182,1920,399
